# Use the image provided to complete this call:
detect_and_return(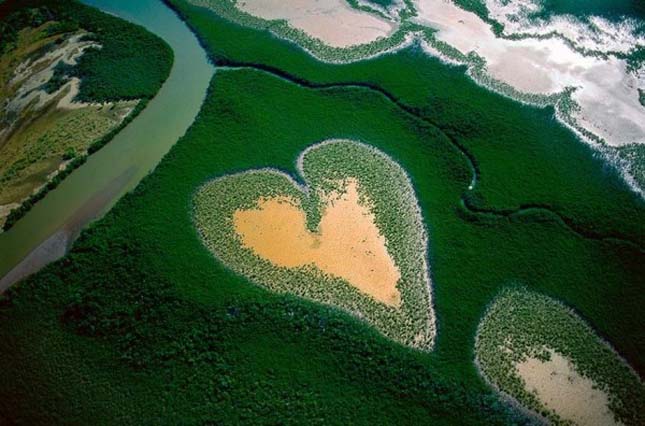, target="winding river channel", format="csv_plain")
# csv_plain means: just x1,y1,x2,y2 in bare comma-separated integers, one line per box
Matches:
0,0,214,290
